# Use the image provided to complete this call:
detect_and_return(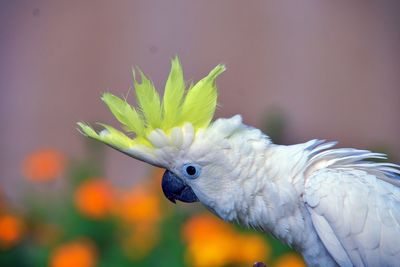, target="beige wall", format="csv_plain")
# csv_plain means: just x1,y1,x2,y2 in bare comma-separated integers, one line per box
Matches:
1,1,399,191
